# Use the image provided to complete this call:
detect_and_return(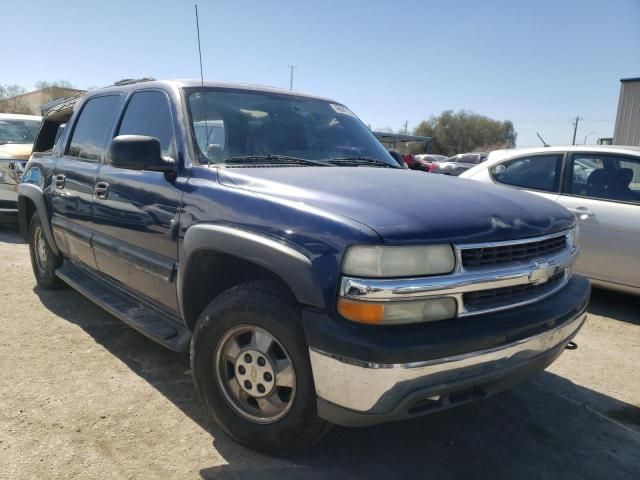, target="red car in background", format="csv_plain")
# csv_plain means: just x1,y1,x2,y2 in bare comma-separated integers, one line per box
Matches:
372,132,432,170
403,154,447,171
